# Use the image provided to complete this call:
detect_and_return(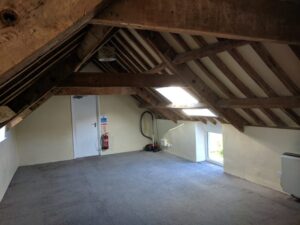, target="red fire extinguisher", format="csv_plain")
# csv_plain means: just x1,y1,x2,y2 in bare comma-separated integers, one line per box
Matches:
101,132,109,150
